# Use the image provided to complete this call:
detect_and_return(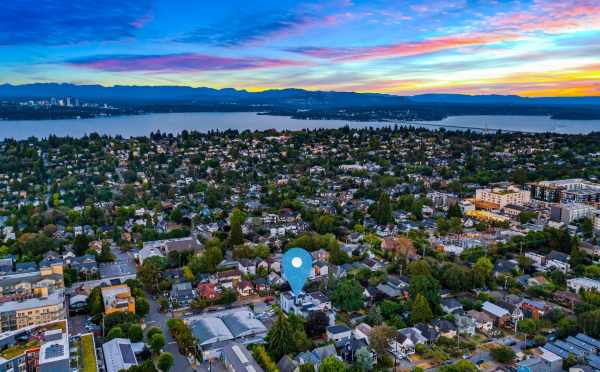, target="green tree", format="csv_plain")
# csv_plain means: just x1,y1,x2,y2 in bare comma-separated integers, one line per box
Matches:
331,278,364,312
410,274,441,308
150,333,166,354
490,346,516,363
447,203,463,218
318,356,346,372
300,364,315,372
135,297,150,318
472,256,493,288
128,324,143,342
354,347,374,371
373,192,392,225
87,286,104,316
229,208,245,246
266,310,294,360
106,326,125,341
328,238,350,265
366,306,383,326
369,325,396,361
138,257,163,293
411,293,433,324
157,352,174,372
438,360,477,372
